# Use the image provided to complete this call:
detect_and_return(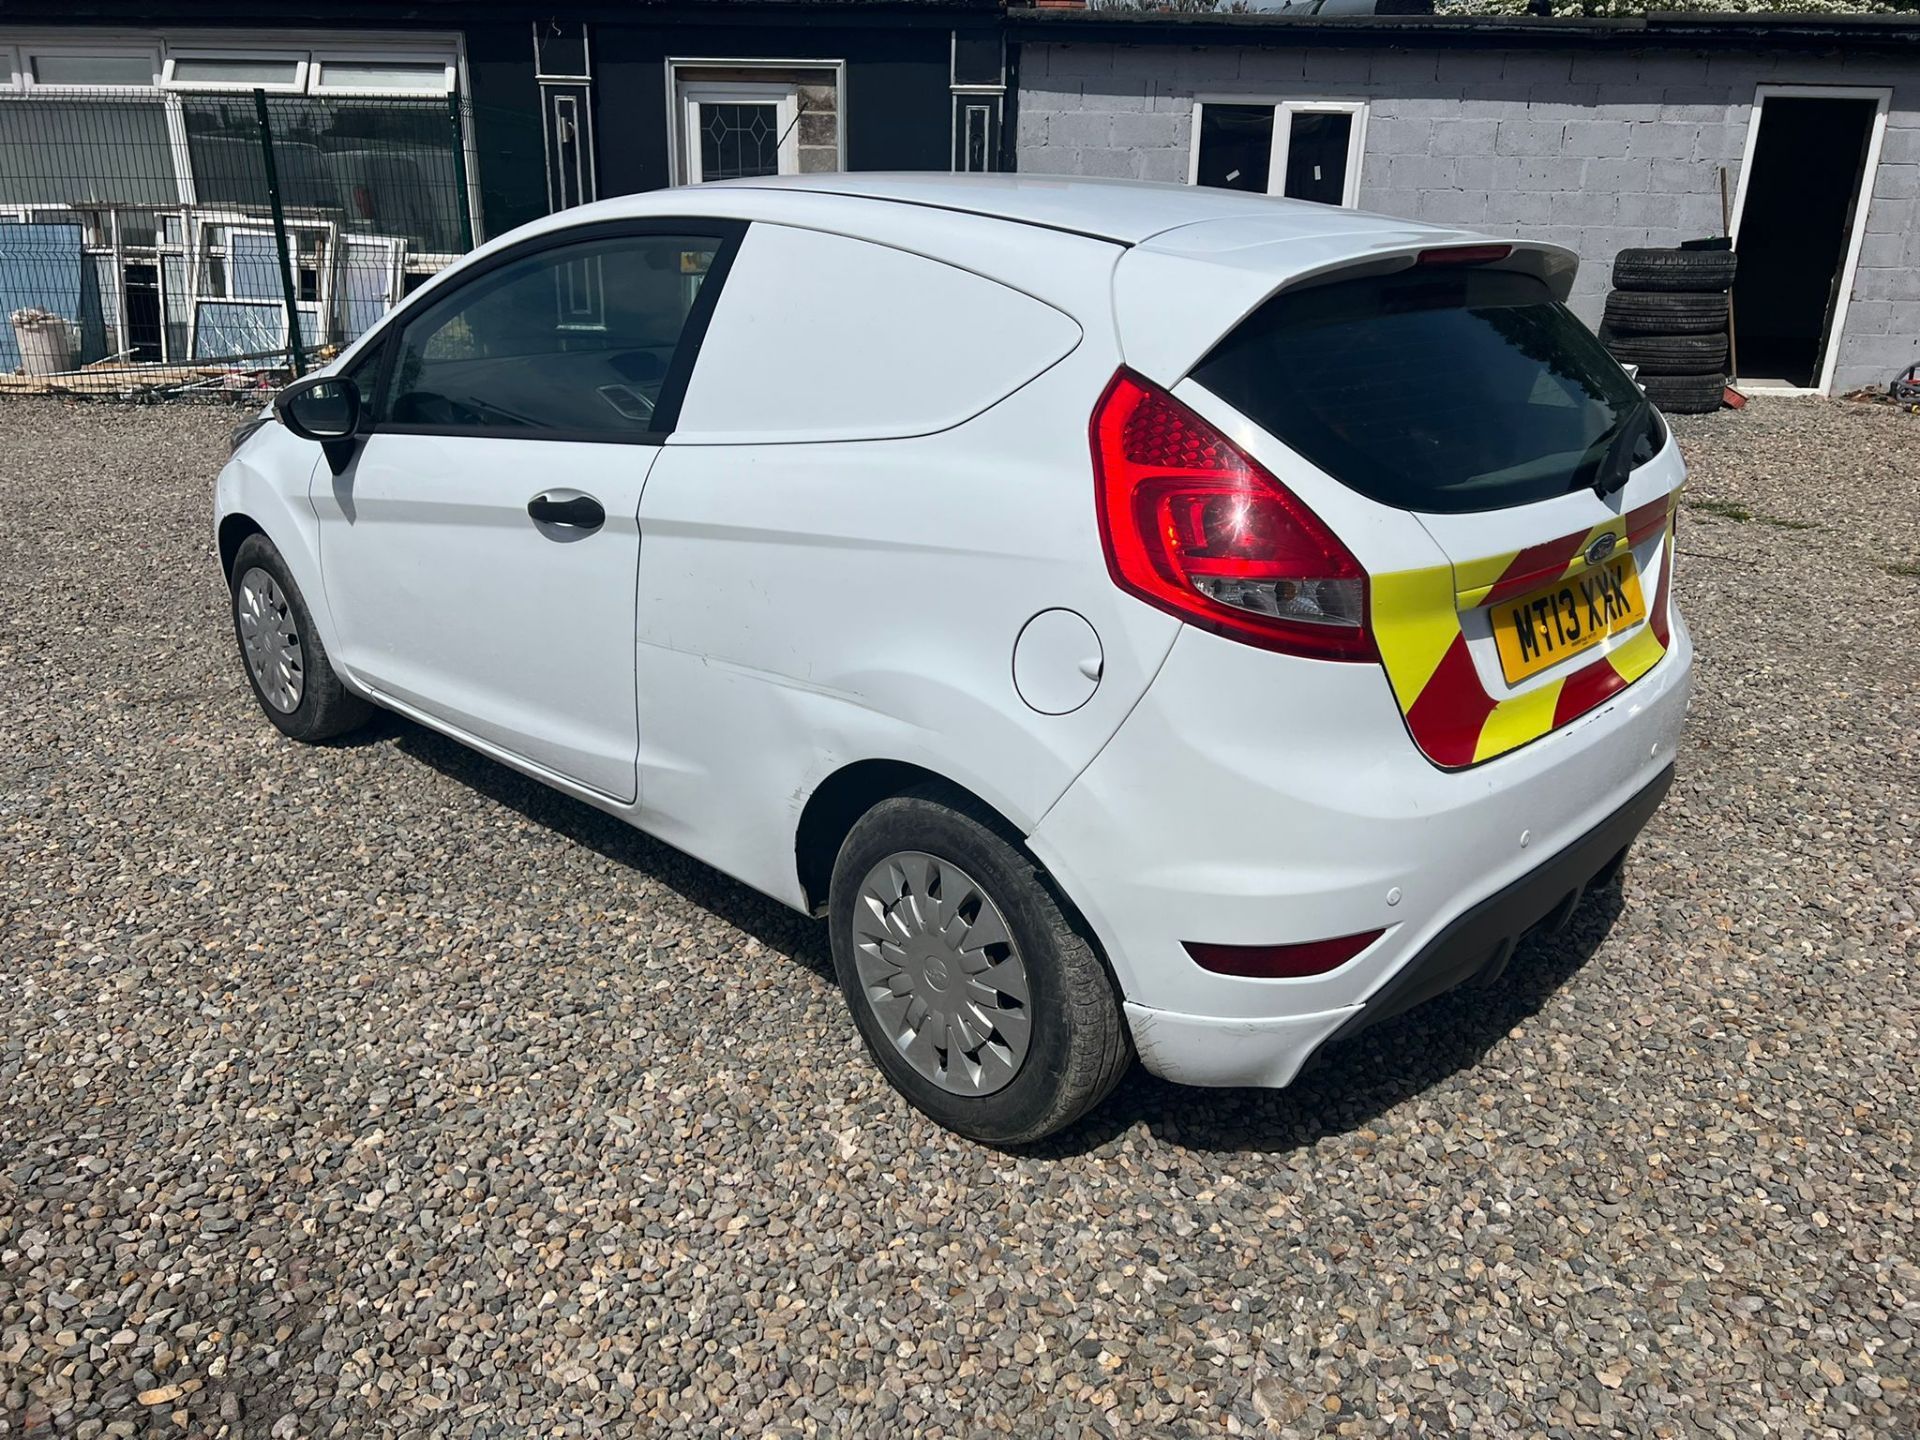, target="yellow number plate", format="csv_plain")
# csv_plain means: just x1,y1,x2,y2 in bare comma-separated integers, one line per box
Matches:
1493,552,1646,685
